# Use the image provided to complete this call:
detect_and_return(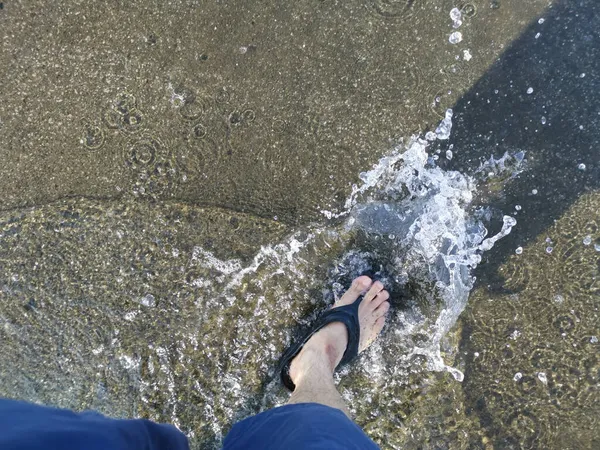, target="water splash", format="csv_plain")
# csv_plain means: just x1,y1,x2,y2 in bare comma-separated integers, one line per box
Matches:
450,8,463,29
183,108,518,387
341,137,515,380
187,123,516,386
